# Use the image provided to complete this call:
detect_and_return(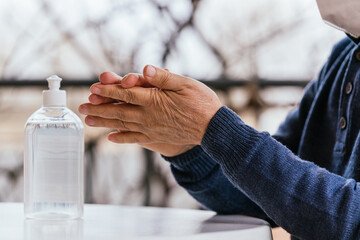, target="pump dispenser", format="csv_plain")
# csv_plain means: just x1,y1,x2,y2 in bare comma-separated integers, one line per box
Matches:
43,75,66,107
24,75,84,220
